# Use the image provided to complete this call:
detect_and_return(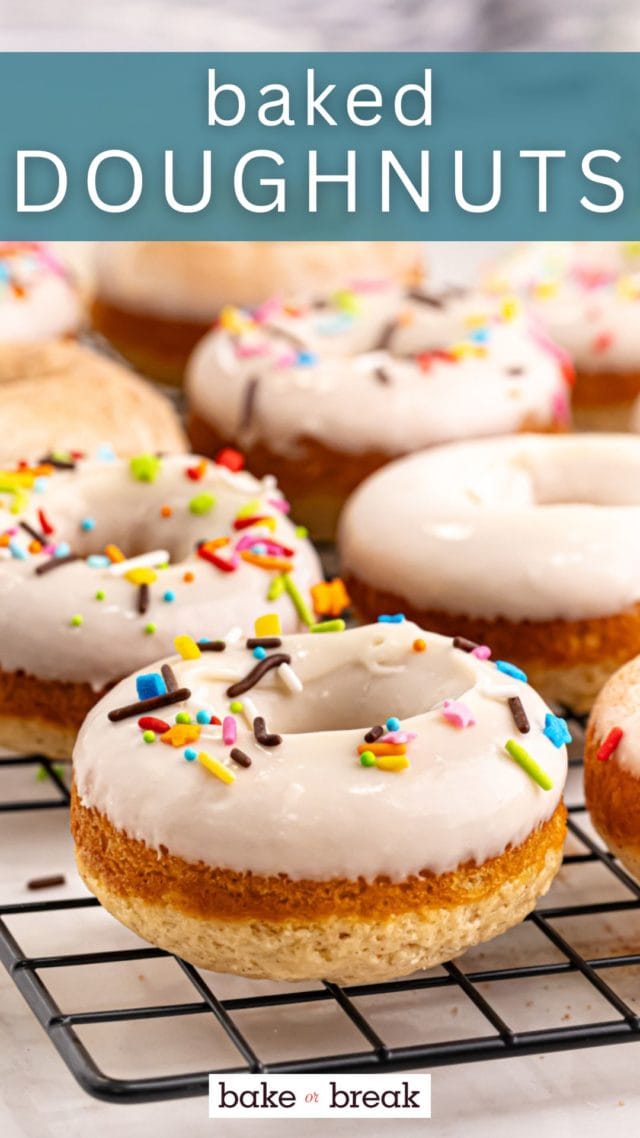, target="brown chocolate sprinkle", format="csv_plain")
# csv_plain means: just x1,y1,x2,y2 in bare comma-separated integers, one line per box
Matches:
375,318,399,352
230,747,252,768
374,366,392,385
108,687,191,722
38,453,76,469
35,553,80,576
137,583,150,615
506,365,524,376
407,289,444,308
198,639,227,652
161,663,179,692
364,725,384,743
246,637,282,649
226,652,292,698
253,716,282,747
508,695,530,734
452,635,480,653
264,323,306,350
239,376,259,432
20,520,46,544
28,874,66,890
